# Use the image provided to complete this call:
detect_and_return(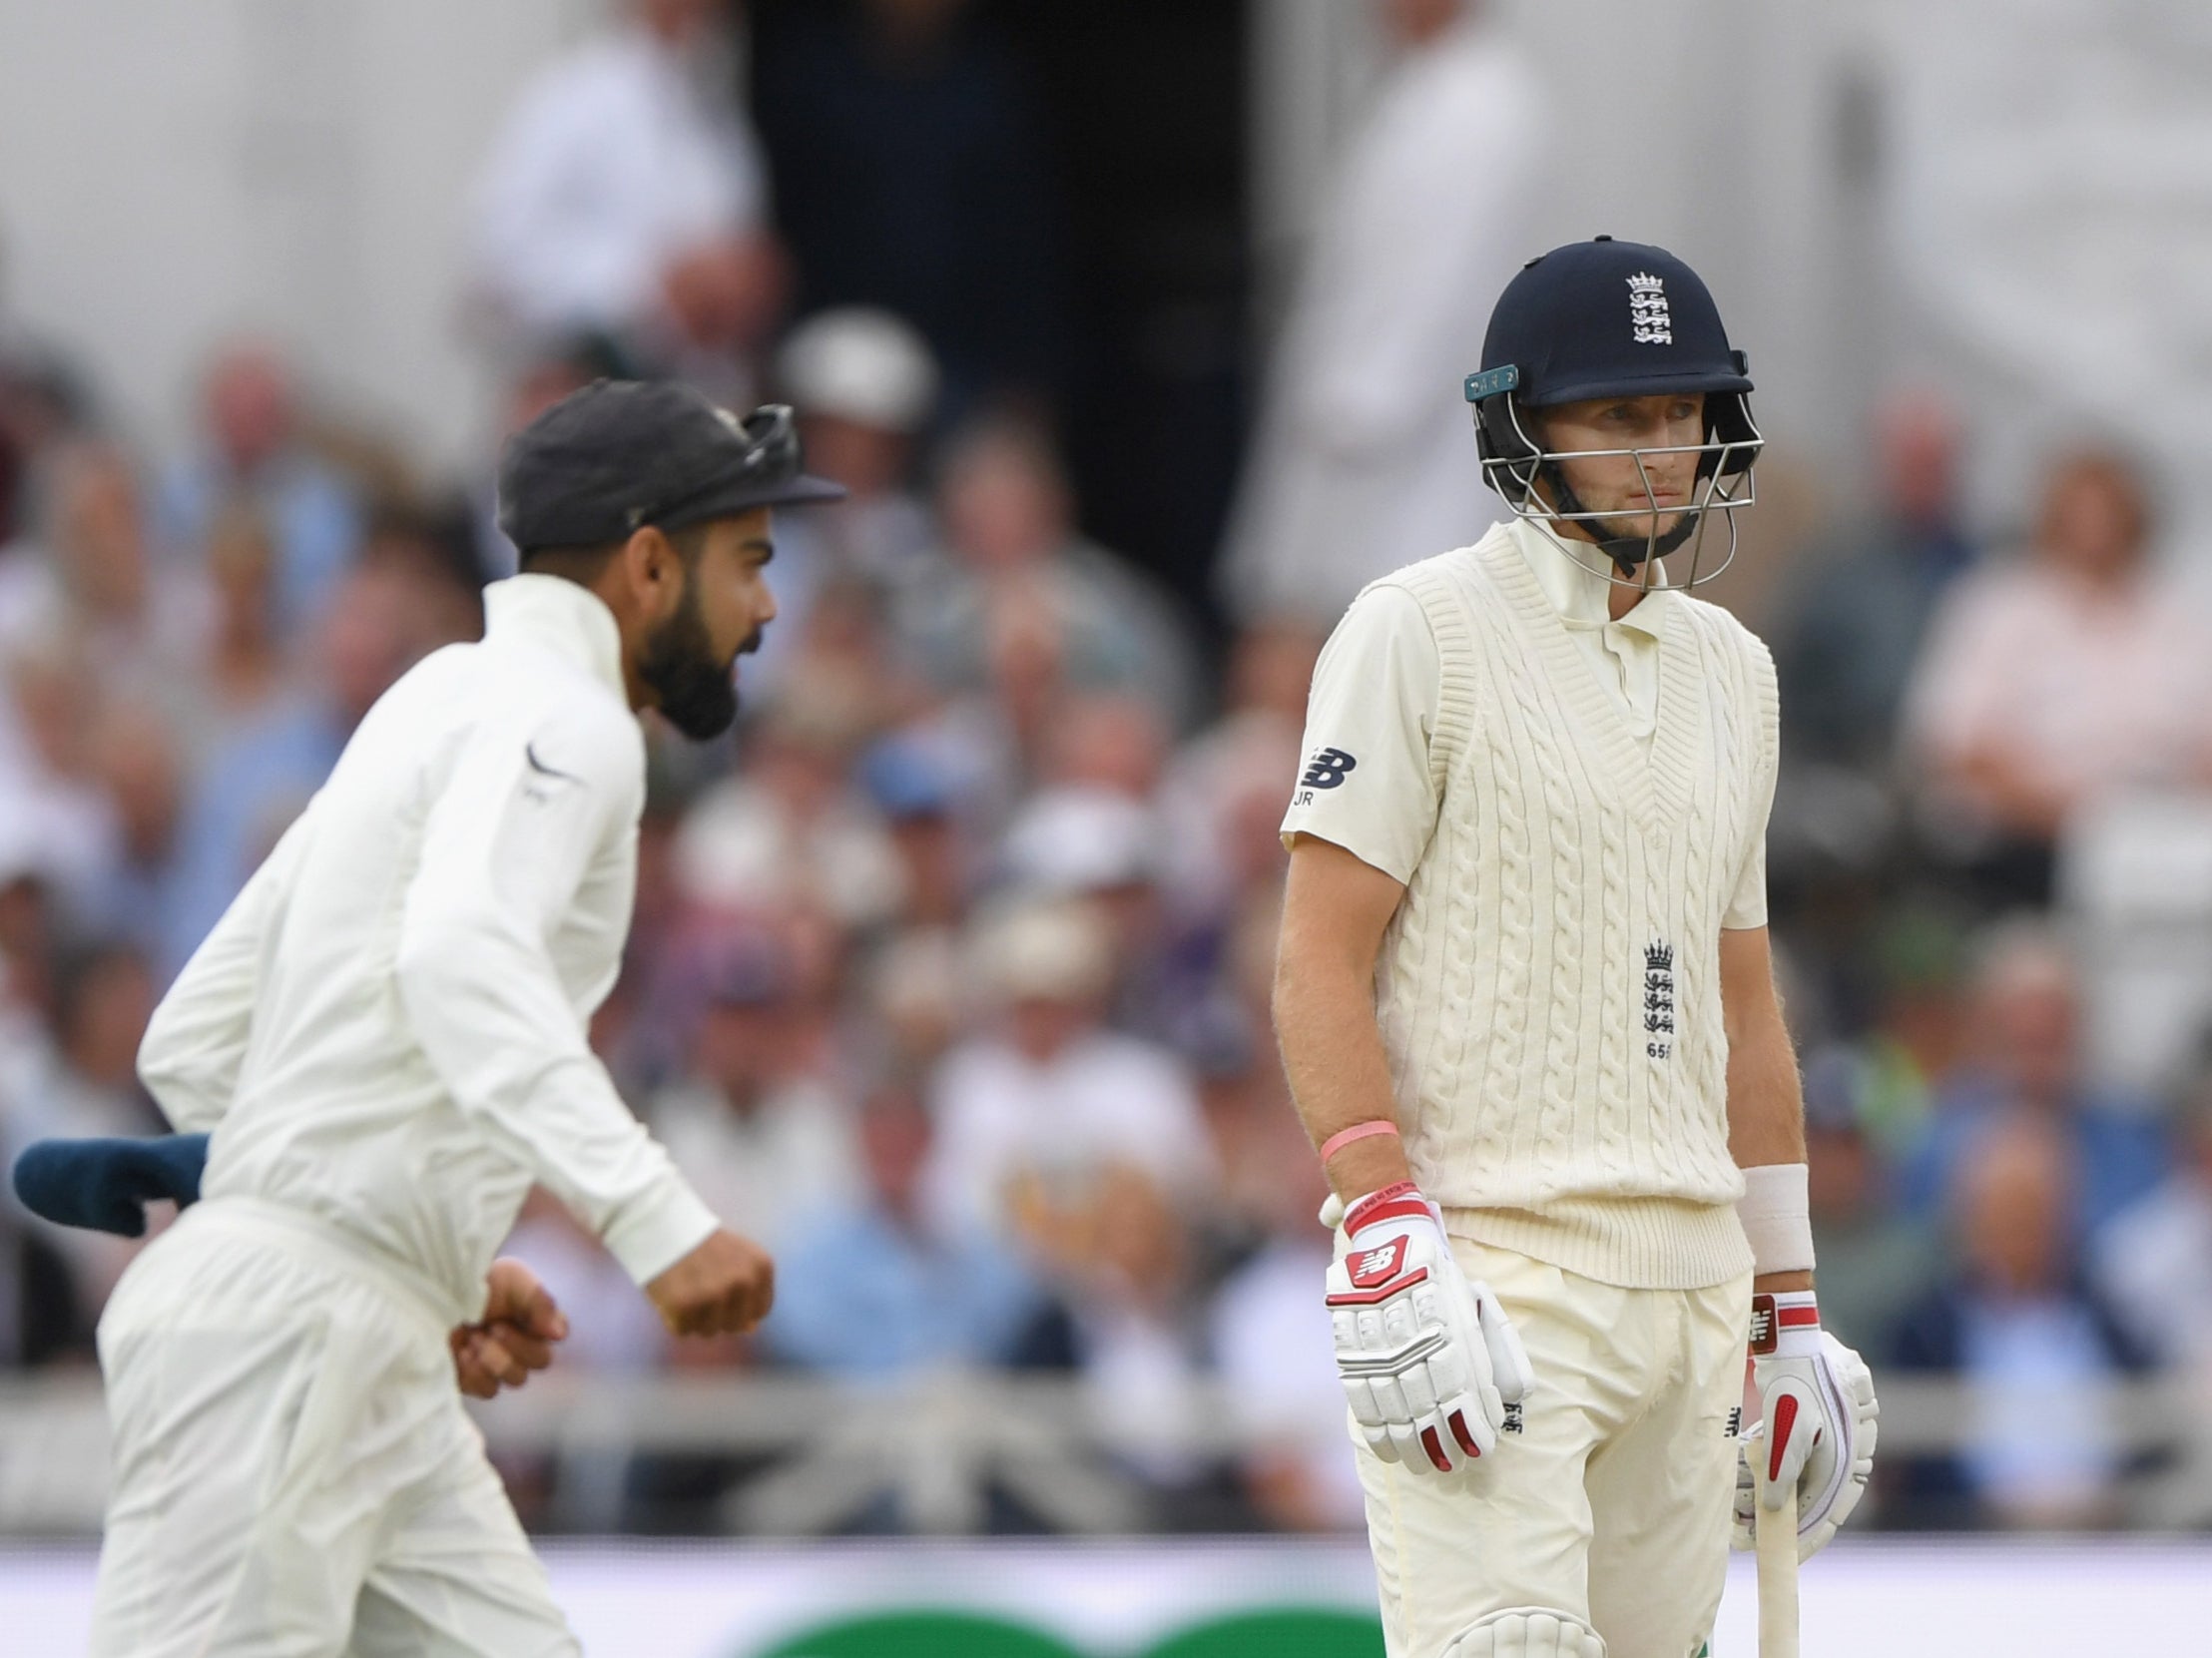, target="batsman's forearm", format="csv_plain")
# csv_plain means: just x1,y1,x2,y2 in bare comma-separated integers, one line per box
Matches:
1273,954,1412,1201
